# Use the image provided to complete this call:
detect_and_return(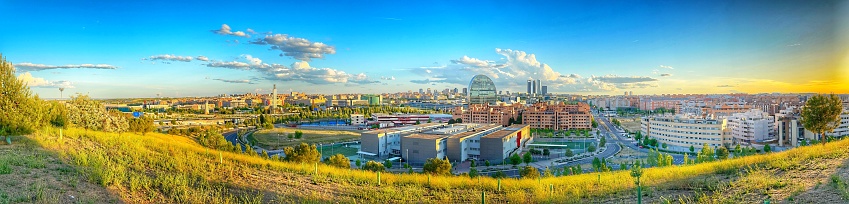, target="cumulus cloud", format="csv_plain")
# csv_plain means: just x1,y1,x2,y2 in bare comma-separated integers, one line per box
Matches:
660,73,673,77
17,72,74,88
409,48,660,92
249,34,336,61
196,56,209,61
146,54,193,62
211,24,251,38
14,62,118,72
659,65,674,69
205,55,375,84
246,28,257,34
212,78,253,84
